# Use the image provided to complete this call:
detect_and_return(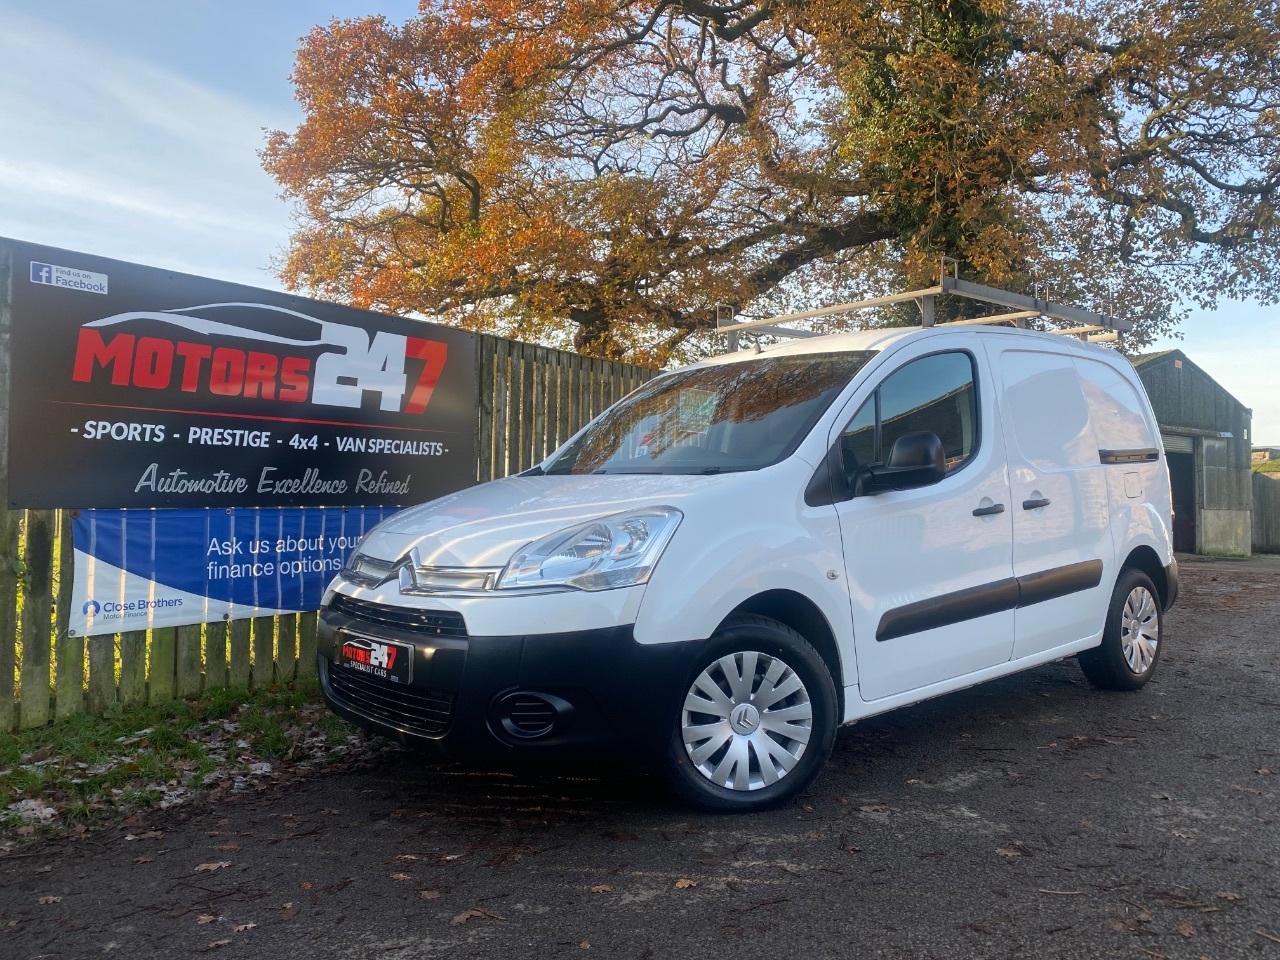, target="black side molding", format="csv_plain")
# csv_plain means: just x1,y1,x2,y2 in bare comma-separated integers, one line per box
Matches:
877,579,1020,643
1018,560,1103,607
876,559,1105,642
1099,448,1160,464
